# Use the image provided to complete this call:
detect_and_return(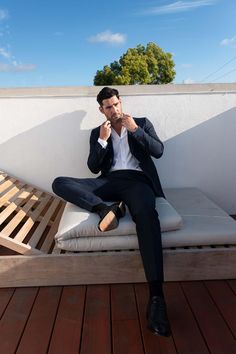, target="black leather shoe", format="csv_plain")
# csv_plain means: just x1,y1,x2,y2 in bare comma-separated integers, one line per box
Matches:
98,201,126,232
146,296,171,337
